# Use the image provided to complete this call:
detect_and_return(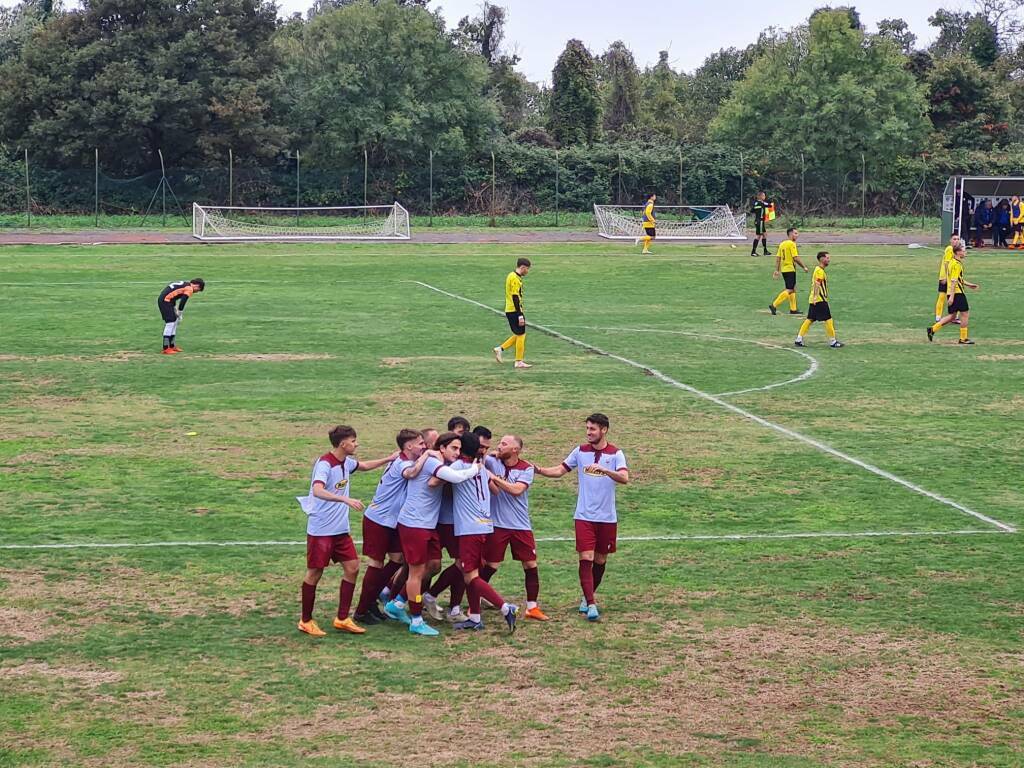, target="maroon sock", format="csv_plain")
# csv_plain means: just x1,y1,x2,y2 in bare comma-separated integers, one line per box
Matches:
391,565,409,596
429,564,460,598
479,565,497,582
337,578,355,620
450,576,466,609
355,565,383,615
524,567,540,603
579,560,595,605
409,594,423,617
592,562,606,592
381,559,402,585
467,577,481,615
301,581,317,622
471,576,505,610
